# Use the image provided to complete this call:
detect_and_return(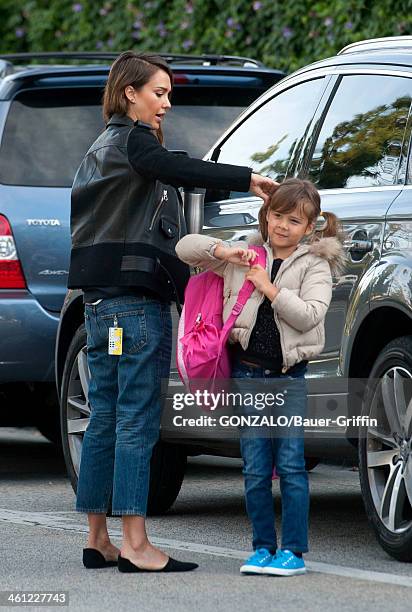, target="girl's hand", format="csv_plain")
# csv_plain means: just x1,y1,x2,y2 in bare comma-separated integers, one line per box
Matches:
245,264,271,292
246,264,280,301
214,245,258,266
